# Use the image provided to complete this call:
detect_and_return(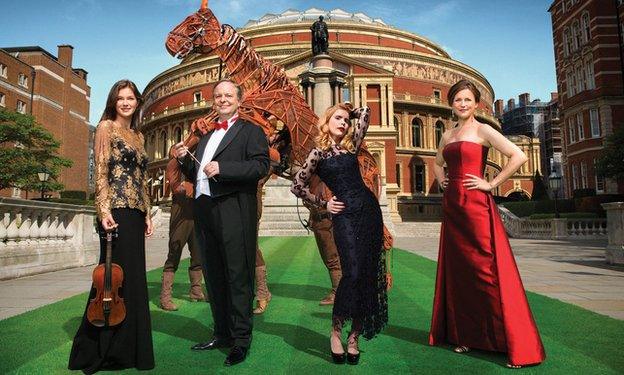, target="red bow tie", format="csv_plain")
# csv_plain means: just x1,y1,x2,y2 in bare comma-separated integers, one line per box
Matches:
214,120,229,130
213,116,237,131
